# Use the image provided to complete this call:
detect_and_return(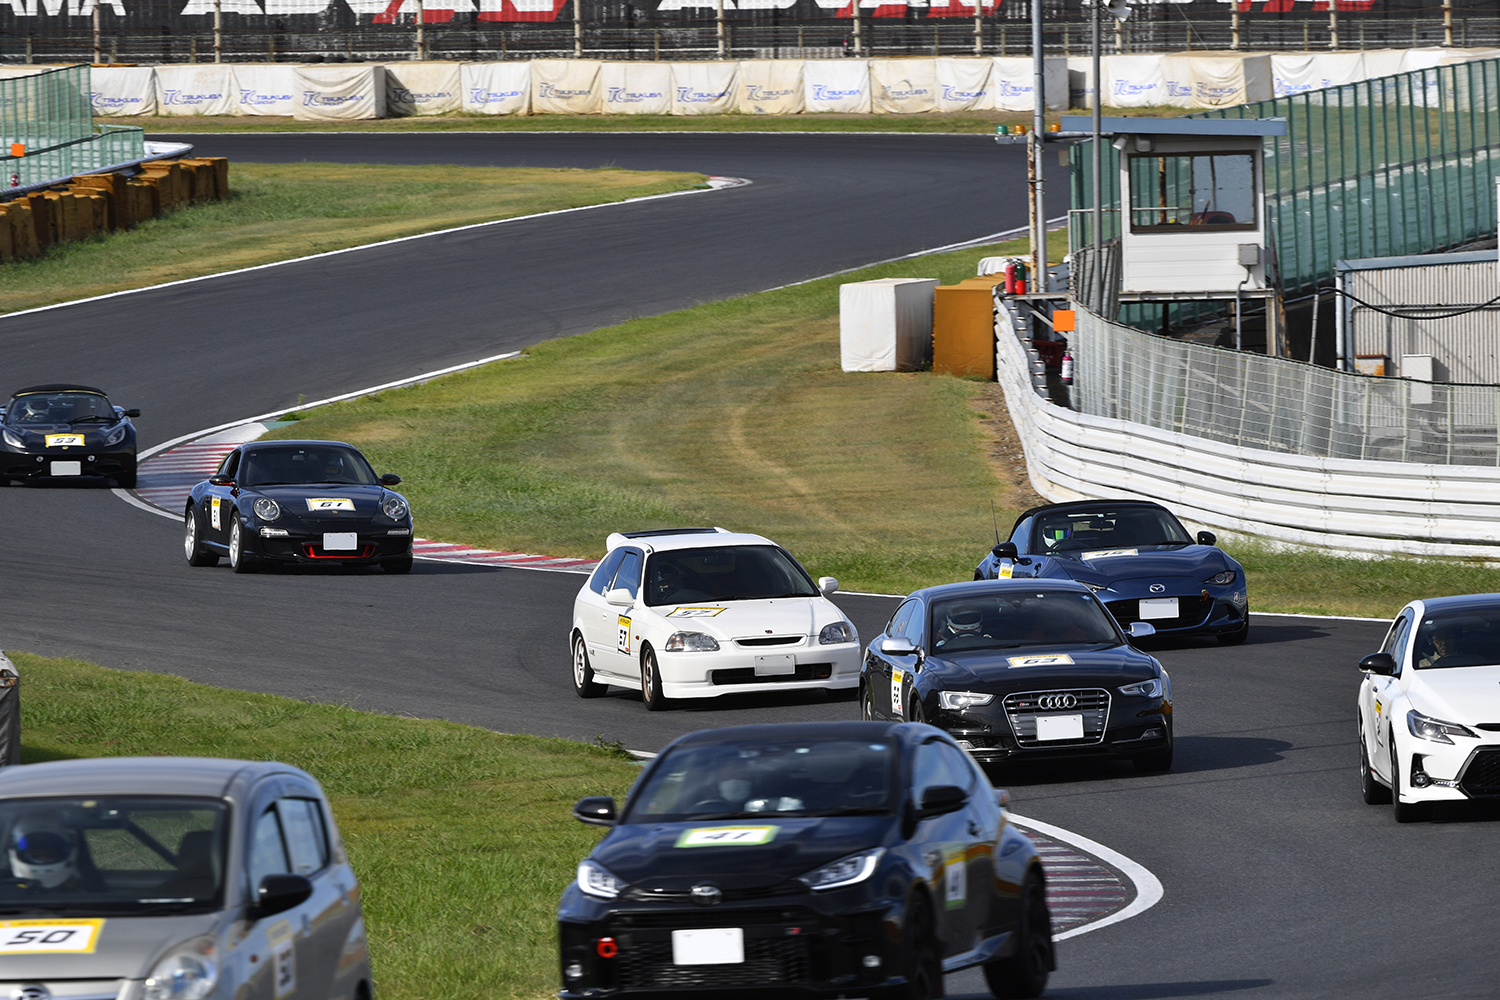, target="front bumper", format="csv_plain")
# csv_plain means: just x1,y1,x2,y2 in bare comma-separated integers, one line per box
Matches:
1,447,135,483
242,523,414,564
934,691,1171,763
1102,588,1247,637
658,644,861,699
1398,735,1500,802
